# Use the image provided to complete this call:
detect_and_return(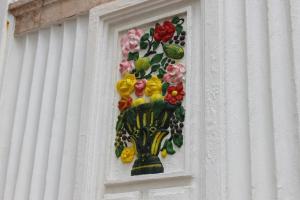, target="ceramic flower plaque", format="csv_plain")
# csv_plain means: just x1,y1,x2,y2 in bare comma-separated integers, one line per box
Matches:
114,16,186,176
